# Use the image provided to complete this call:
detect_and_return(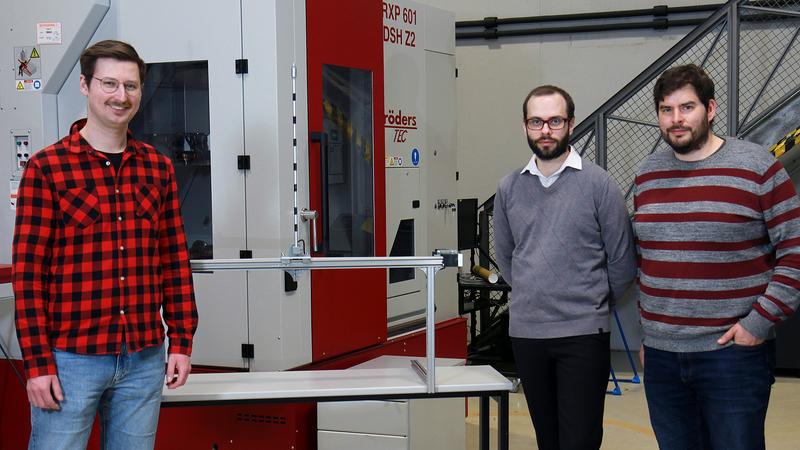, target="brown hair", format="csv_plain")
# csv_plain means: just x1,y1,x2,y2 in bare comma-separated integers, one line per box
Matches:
522,85,575,120
653,64,715,110
80,40,146,86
